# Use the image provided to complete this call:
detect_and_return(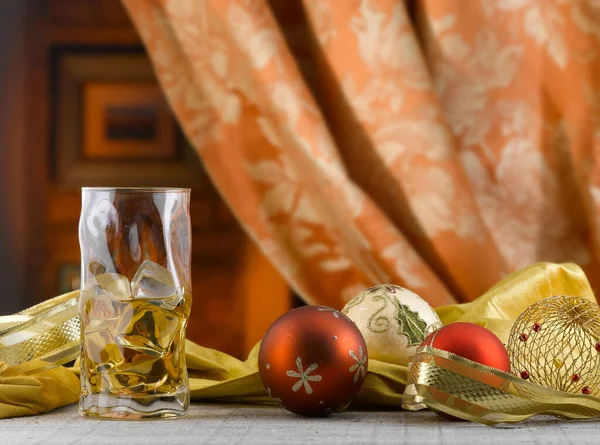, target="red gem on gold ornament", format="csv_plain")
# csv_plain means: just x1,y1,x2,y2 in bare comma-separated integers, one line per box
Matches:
582,386,592,395
519,333,528,342
532,323,541,332
258,306,368,417
595,342,600,352
520,370,530,379
572,374,580,382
